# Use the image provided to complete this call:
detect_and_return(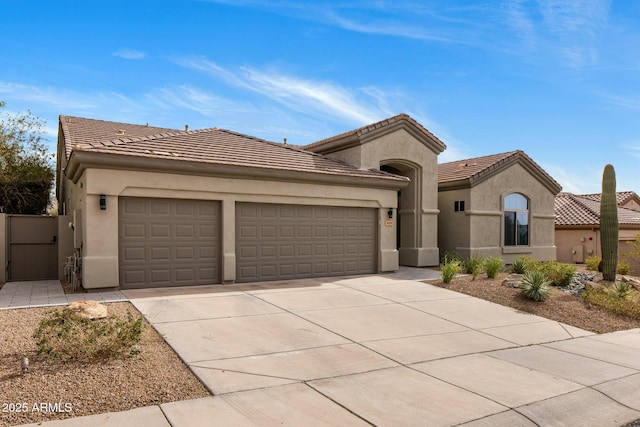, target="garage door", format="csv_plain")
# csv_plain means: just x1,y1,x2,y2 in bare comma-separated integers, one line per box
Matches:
236,203,376,282
119,198,220,289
